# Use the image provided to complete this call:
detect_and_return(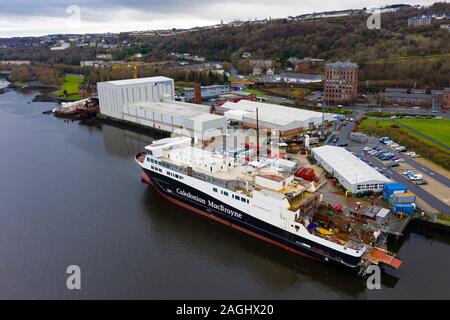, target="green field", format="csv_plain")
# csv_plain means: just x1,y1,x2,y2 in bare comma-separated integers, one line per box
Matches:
54,74,84,101
360,118,450,151
396,118,450,148
360,118,392,127
244,88,268,96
